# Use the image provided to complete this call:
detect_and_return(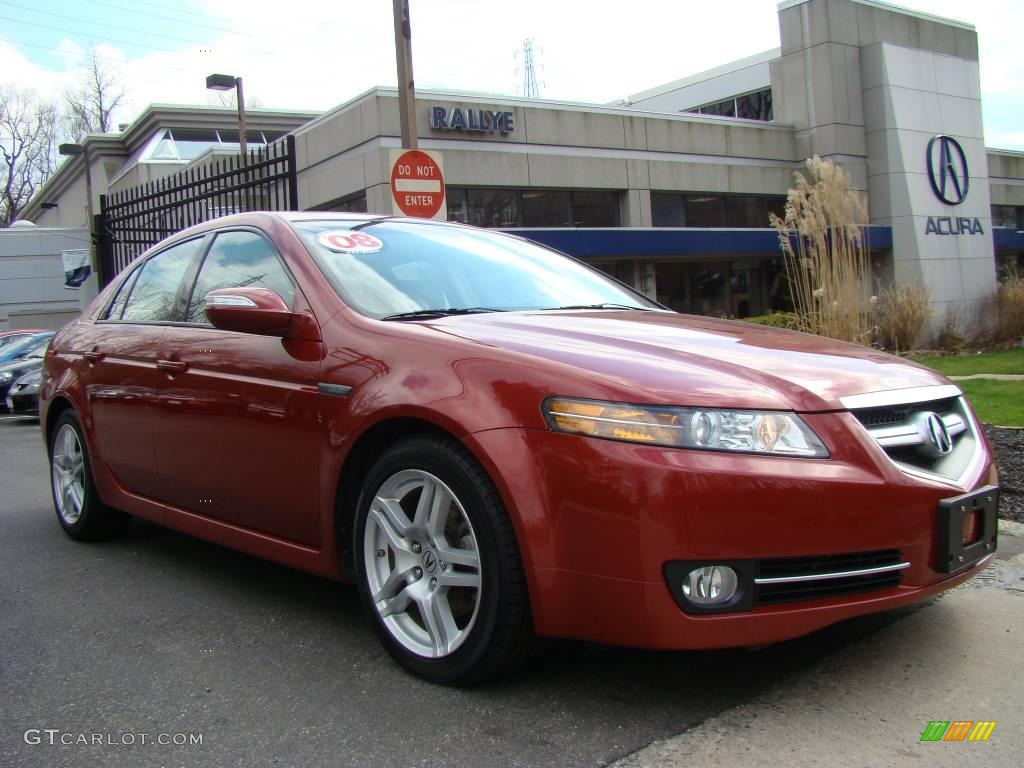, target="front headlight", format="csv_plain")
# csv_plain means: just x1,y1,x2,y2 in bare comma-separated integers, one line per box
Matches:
544,397,829,458
0,371,13,384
